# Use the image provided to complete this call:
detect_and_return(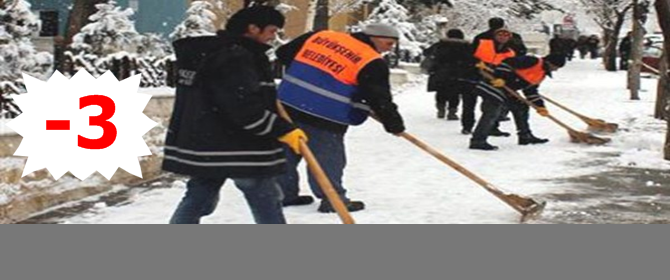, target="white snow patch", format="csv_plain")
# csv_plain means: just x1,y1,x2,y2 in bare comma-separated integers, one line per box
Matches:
138,86,175,97
59,59,670,224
